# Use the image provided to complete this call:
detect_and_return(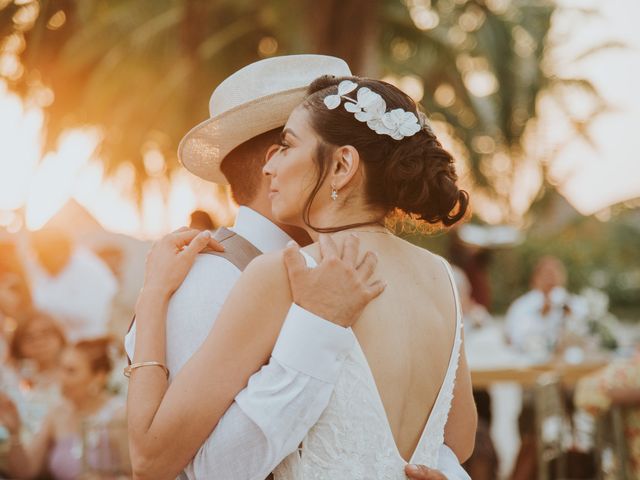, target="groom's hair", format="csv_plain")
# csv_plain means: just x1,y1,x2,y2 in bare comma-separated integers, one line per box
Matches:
220,128,281,205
